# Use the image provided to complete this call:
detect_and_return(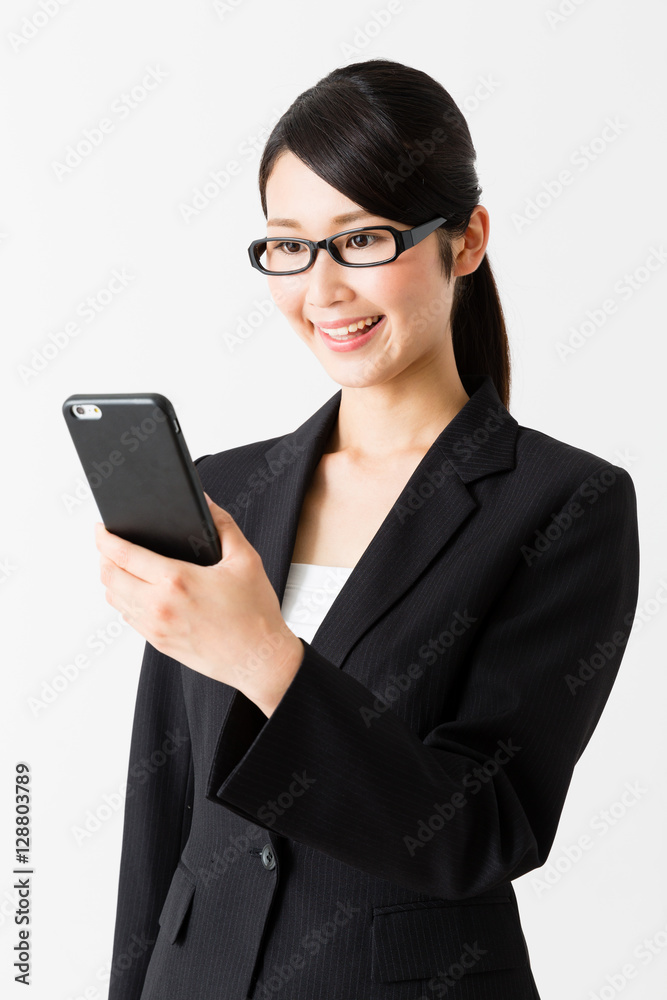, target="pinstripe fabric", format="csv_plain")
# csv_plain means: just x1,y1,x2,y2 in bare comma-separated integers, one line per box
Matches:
108,374,639,1000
